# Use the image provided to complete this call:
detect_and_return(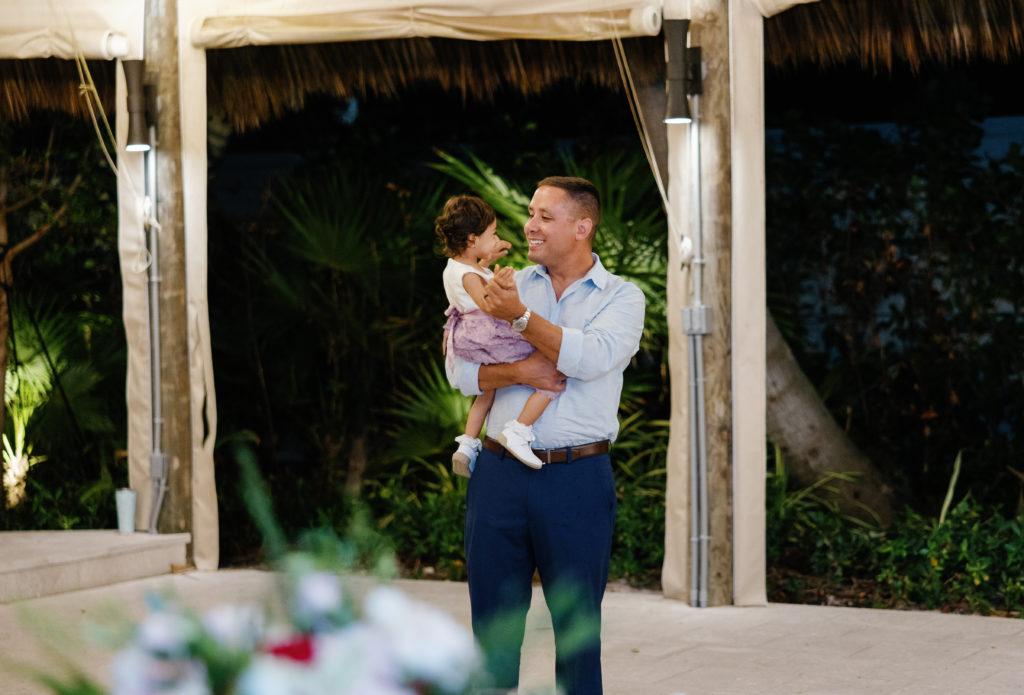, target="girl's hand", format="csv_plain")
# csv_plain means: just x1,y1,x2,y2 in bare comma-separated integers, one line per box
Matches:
492,265,516,290
483,239,512,266
482,269,525,323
